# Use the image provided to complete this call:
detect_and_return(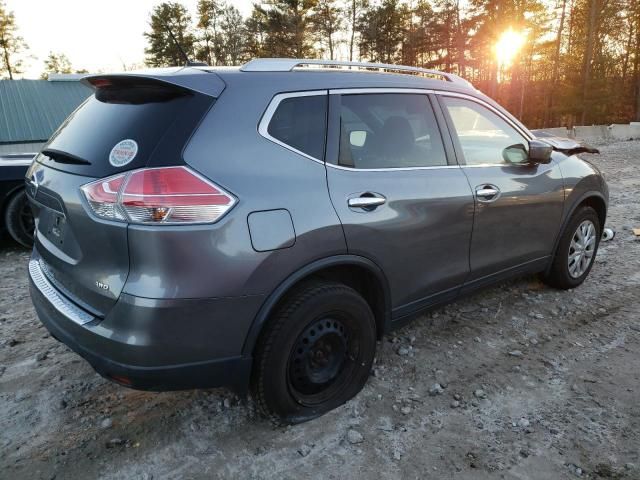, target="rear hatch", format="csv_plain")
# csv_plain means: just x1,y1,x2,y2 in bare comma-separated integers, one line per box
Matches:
27,72,221,317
